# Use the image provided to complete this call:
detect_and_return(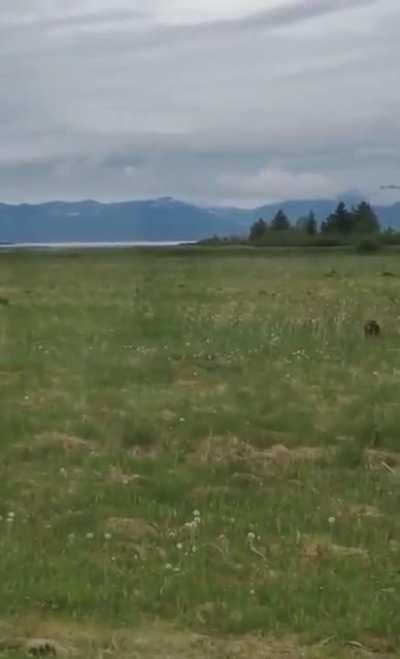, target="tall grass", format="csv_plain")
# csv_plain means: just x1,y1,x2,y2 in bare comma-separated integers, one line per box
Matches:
0,248,399,655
